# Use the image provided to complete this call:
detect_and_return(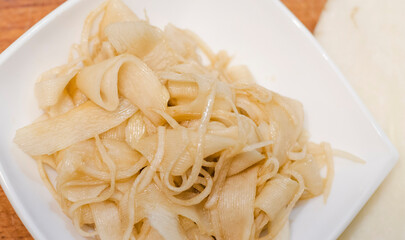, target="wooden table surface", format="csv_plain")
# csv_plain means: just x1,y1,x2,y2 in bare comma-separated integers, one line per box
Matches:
0,0,326,238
